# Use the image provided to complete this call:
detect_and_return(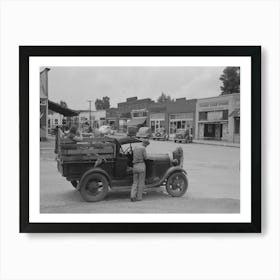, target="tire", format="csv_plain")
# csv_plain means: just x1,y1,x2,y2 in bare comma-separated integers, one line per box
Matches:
166,172,188,197
79,173,109,202
71,180,78,188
